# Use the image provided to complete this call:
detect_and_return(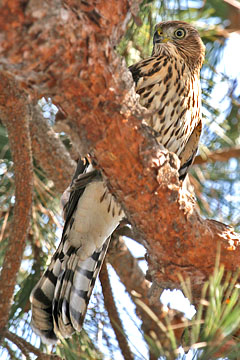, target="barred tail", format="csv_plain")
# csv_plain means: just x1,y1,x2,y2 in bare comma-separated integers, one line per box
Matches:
30,238,110,343
53,238,110,338
30,246,62,343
